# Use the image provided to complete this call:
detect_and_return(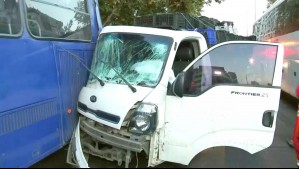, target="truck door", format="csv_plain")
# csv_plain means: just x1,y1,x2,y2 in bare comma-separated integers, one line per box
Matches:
160,42,284,165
